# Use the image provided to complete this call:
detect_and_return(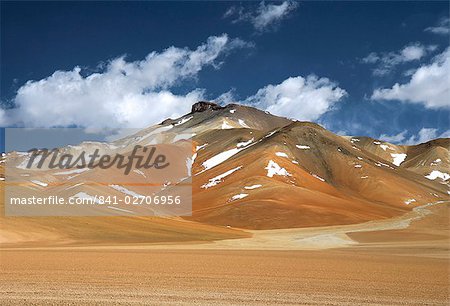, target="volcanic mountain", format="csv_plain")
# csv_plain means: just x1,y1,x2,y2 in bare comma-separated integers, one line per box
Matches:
1,101,449,245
